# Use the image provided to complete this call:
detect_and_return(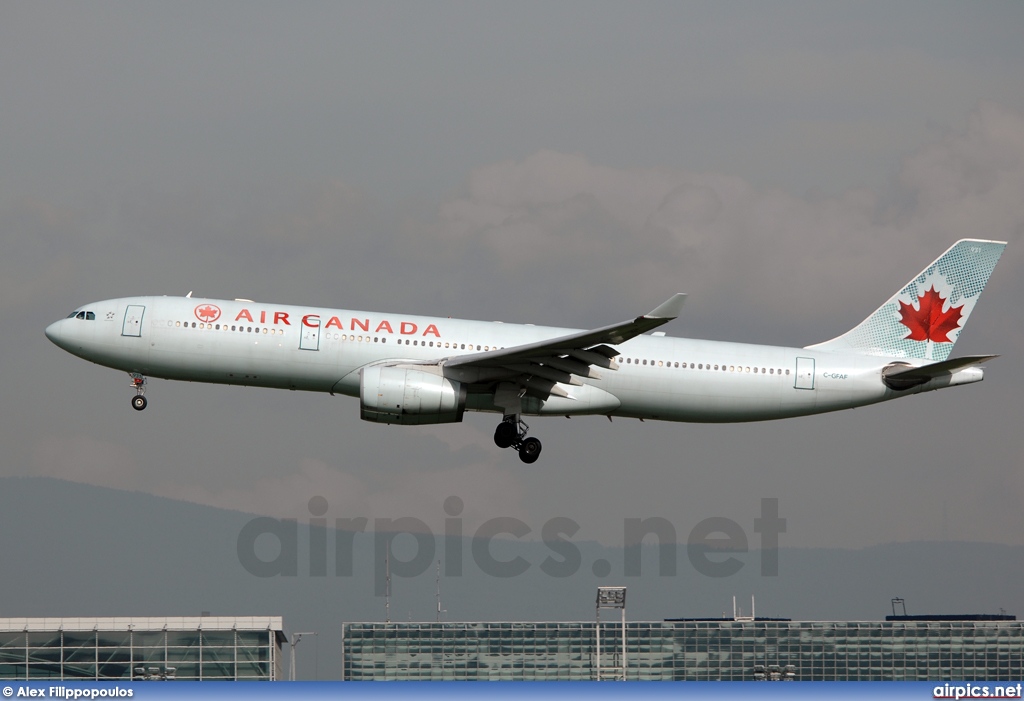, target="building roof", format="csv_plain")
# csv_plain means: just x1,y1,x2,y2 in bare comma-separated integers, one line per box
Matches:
885,614,1016,622
0,616,286,643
